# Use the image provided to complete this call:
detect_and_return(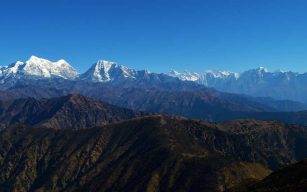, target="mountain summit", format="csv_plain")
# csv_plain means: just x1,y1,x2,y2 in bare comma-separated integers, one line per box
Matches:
0,56,79,81
80,60,137,82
